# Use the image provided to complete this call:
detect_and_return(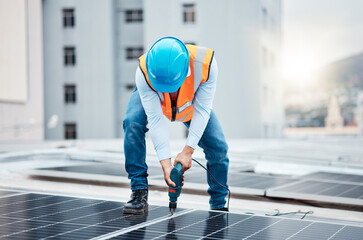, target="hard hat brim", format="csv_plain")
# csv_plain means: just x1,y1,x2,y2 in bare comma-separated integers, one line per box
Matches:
148,71,187,93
